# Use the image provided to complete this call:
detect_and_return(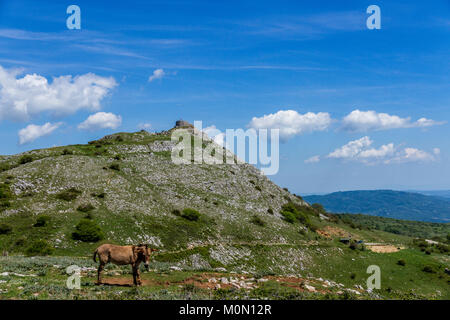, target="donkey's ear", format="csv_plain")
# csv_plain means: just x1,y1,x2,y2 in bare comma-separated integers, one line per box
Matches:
145,244,148,248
